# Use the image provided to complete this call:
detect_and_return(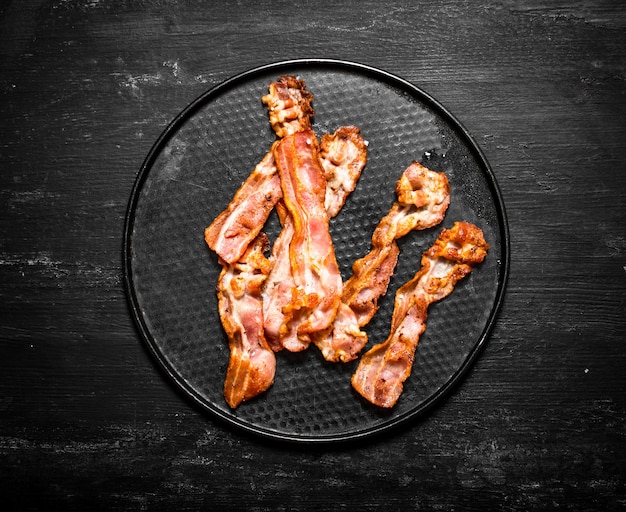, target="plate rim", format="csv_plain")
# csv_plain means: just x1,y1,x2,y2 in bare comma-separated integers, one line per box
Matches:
122,58,510,444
